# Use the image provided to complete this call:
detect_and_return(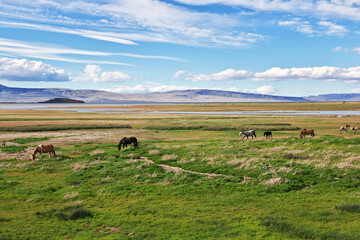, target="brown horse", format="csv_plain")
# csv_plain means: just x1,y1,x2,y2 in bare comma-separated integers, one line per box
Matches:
31,144,56,161
299,129,315,138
